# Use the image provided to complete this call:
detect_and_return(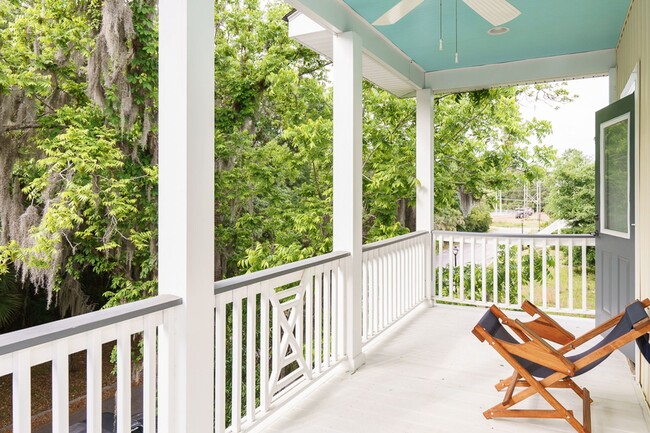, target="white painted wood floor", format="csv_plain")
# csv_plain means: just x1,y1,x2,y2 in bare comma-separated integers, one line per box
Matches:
257,304,650,433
